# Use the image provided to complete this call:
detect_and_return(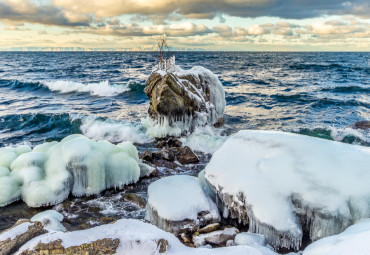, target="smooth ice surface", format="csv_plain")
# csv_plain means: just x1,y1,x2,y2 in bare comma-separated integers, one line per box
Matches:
303,219,370,255
146,63,226,137
16,219,268,255
146,175,220,222
0,222,32,242
0,134,144,207
205,130,370,249
31,210,66,231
